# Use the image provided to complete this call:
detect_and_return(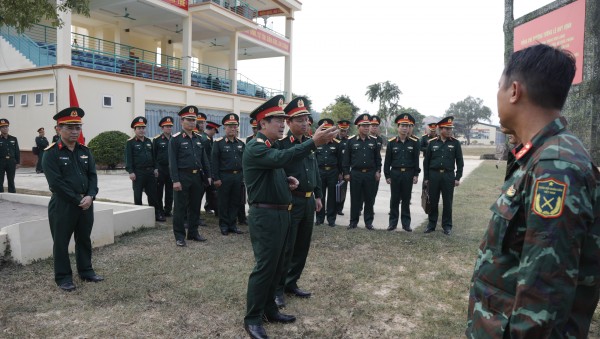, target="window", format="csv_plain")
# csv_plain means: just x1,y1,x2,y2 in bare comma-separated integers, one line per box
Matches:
102,95,113,108
20,94,28,106
8,95,15,107
35,93,43,106
48,92,55,105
